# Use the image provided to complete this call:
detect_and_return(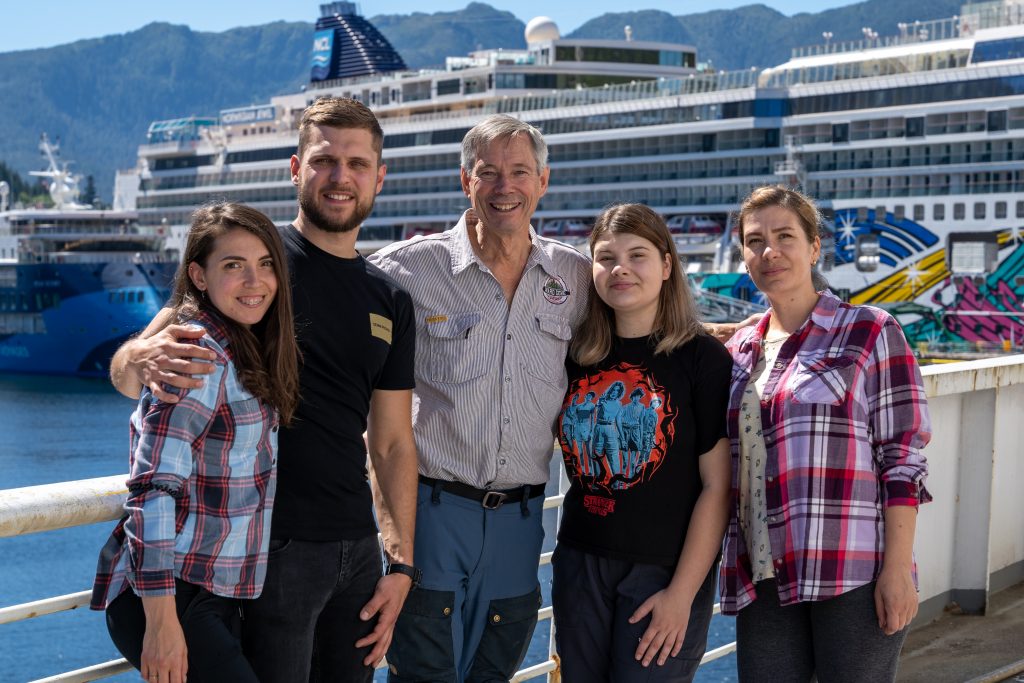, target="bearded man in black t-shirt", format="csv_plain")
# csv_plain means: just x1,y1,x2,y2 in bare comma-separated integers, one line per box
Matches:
109,98,418,683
